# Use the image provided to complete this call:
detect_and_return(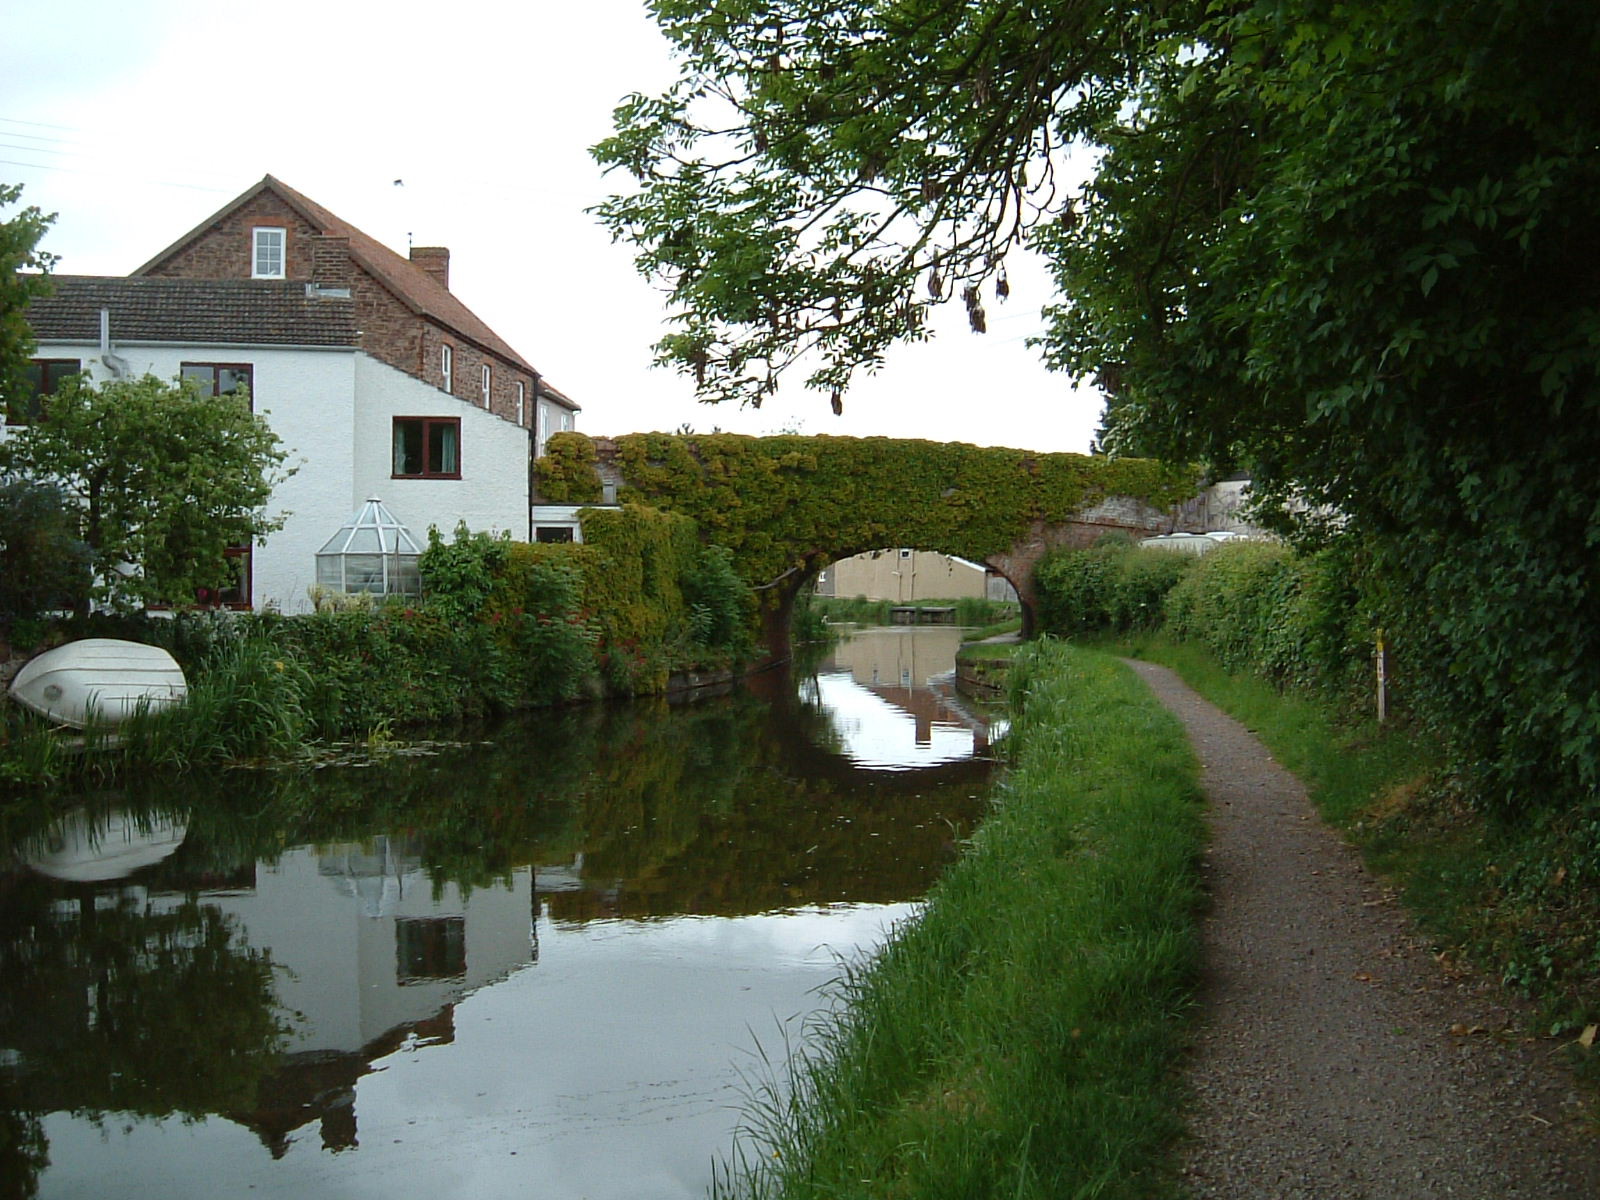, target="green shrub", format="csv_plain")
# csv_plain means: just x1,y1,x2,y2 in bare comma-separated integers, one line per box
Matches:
0,478,90,627
1034,539,1194,637
1162,539,1373,699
